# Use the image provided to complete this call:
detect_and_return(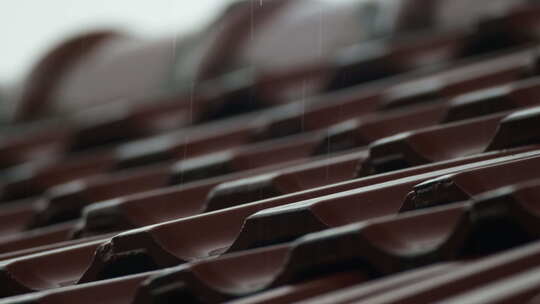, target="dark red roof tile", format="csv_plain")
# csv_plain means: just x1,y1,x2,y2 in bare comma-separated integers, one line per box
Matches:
2,3,540,303
121,183,540,303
